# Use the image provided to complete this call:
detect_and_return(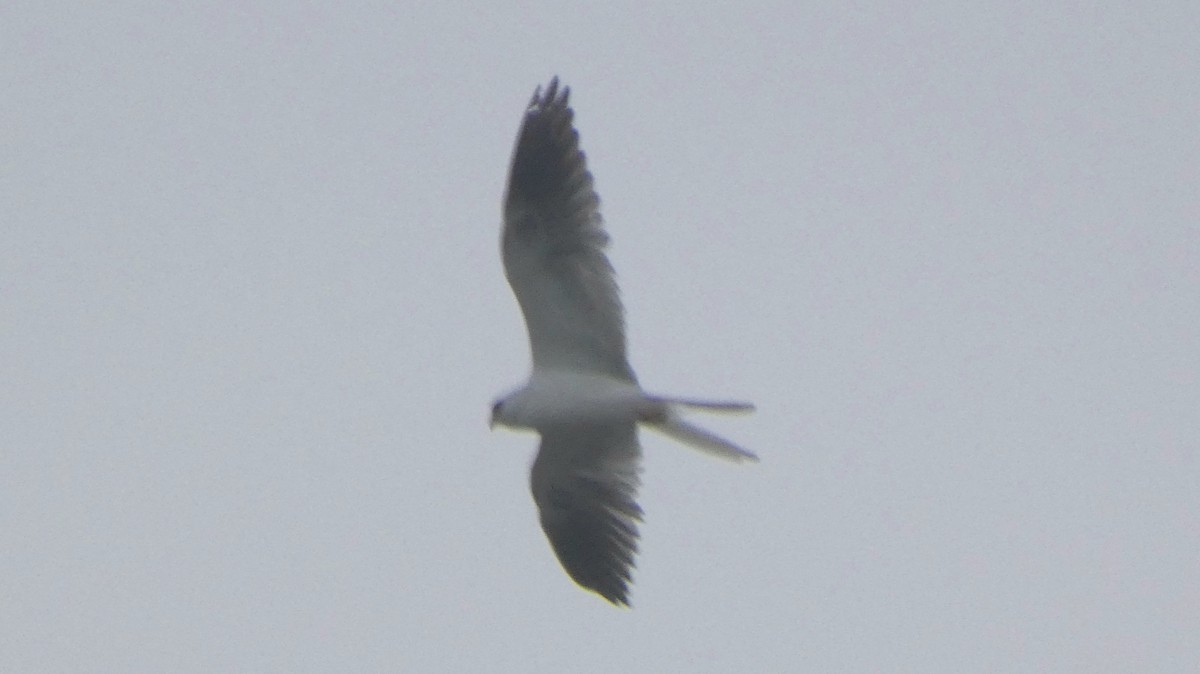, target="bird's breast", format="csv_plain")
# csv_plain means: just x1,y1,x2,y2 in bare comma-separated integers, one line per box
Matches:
520,370,645,428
